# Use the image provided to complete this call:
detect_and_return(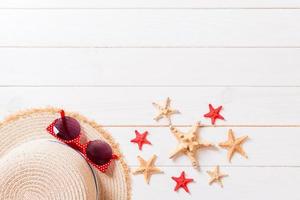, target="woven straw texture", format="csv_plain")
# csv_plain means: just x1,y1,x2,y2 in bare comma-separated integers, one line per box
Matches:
0,108,131,200
0,140,98,200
